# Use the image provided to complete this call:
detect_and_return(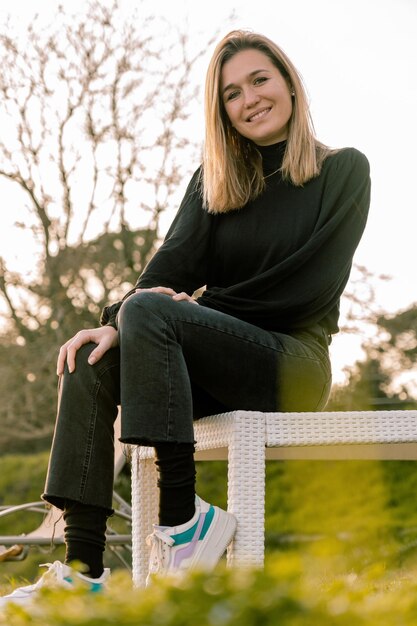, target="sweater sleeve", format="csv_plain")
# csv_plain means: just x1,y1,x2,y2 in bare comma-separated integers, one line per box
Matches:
100,168,211,328
198,148,371,331
135,168,212,293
